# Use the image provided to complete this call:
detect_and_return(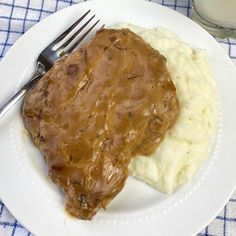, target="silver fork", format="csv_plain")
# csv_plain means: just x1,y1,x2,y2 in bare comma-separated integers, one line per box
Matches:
0,10,102,119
